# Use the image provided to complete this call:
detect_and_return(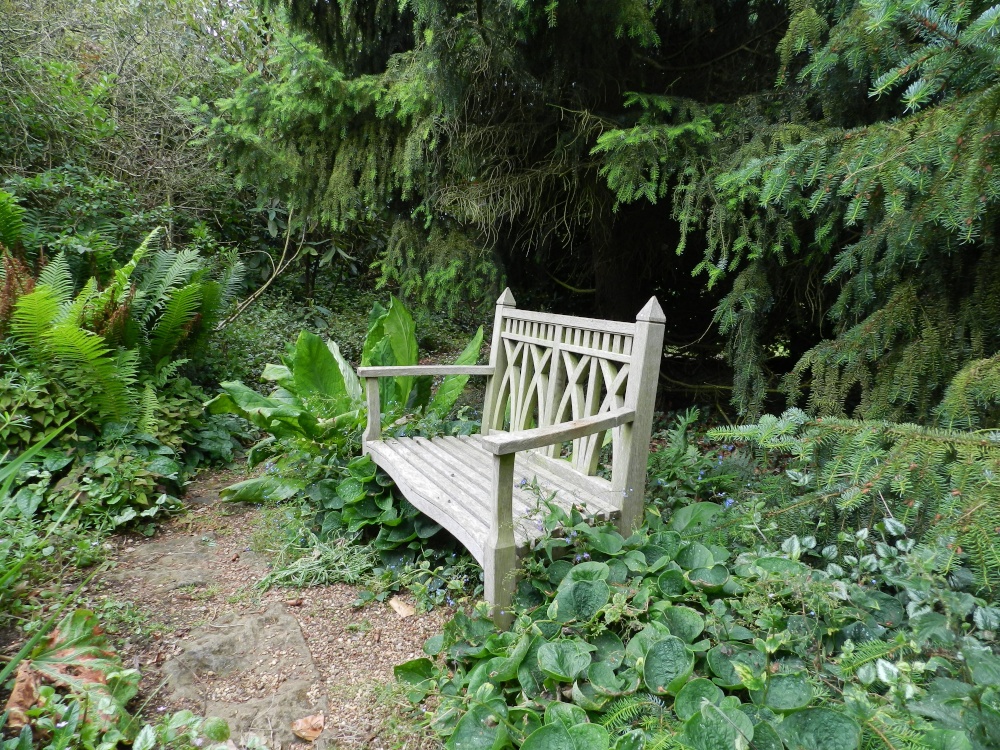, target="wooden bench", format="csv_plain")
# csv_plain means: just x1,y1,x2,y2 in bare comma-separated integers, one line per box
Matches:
358,289,664,627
